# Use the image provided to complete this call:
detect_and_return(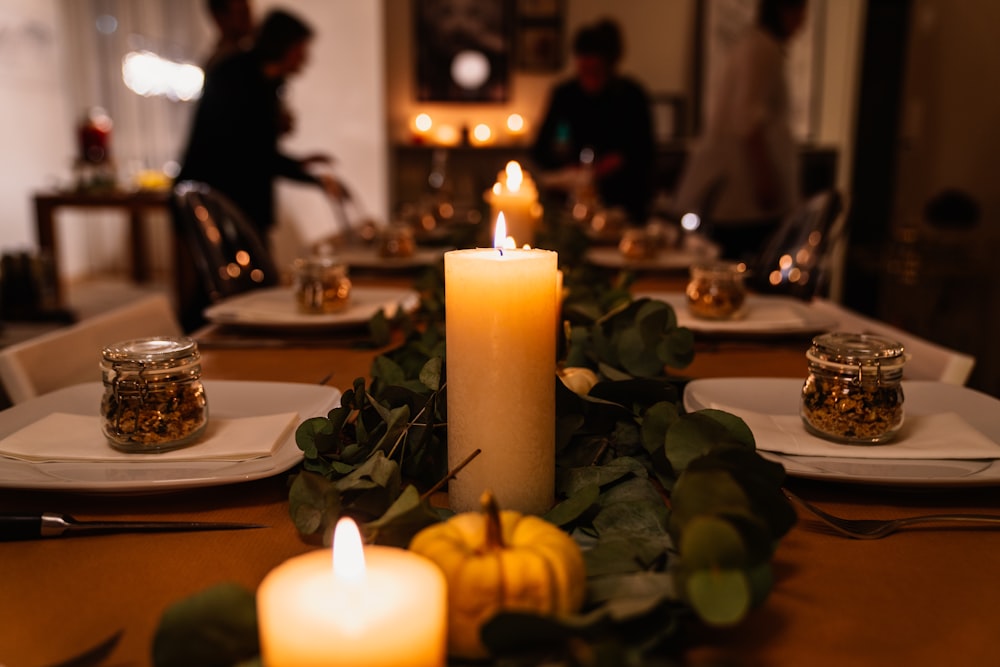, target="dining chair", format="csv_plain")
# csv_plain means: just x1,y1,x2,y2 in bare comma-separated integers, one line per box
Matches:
748,189,844,300
171,181,280,330
0,292,183,404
